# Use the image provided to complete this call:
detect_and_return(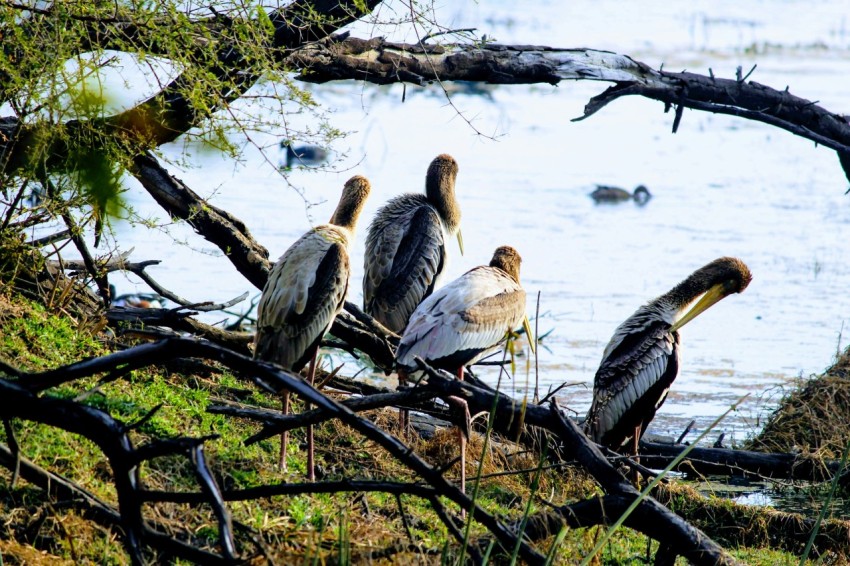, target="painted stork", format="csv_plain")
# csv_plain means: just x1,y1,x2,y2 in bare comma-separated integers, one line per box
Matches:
584,256,752,454
363,153,463,333
395,245,534,493
254,175,371,479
